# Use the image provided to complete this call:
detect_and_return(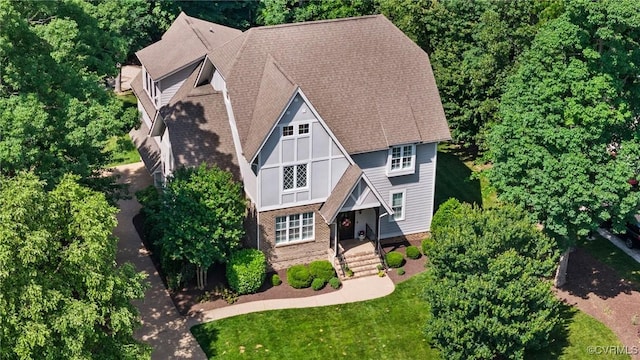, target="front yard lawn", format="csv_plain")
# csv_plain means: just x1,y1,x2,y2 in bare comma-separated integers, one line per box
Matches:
579,234,640,287
105,134,139,167
191,272,624,359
